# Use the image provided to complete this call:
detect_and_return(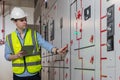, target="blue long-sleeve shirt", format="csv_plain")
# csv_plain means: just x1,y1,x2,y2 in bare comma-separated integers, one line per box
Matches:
4,28,54,77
